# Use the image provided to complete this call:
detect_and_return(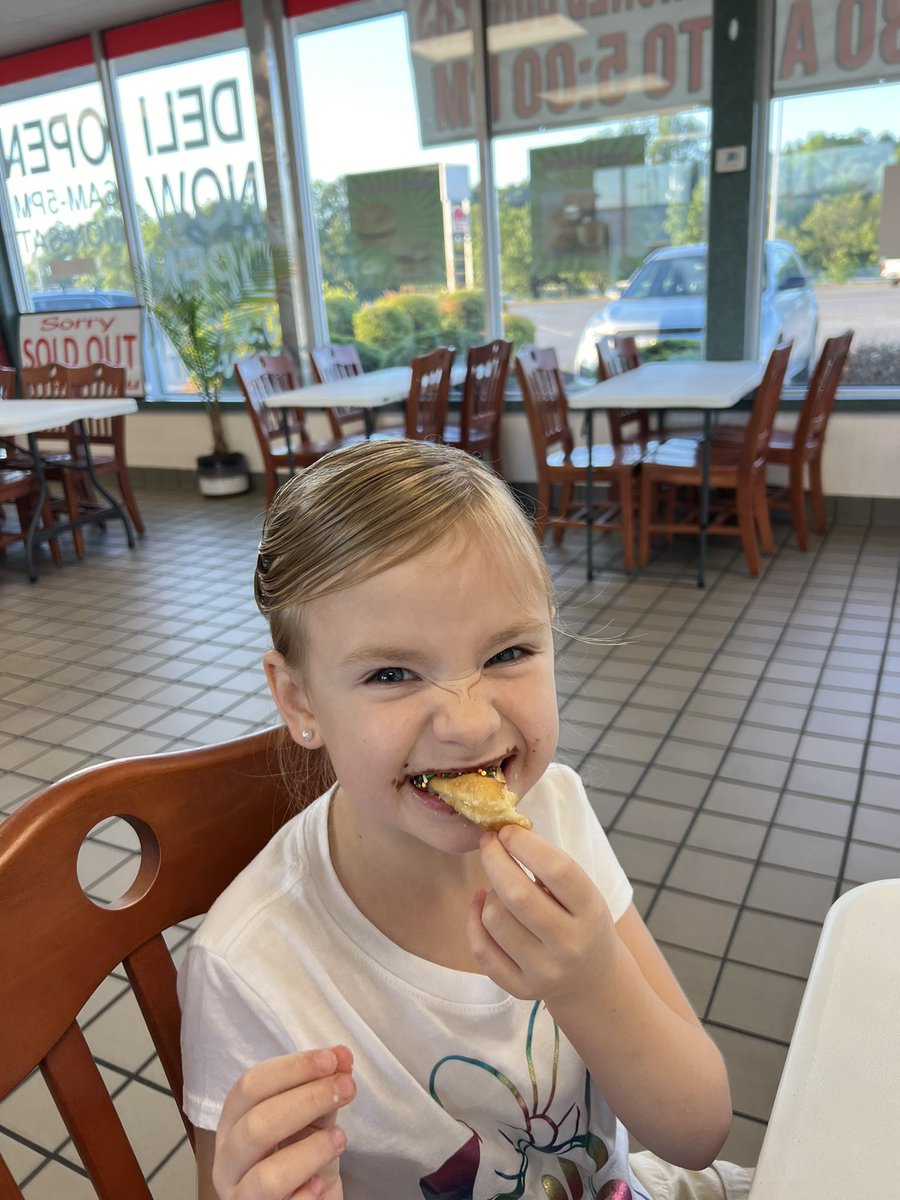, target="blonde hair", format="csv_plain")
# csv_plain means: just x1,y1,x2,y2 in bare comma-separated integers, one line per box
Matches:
255,439,553,667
